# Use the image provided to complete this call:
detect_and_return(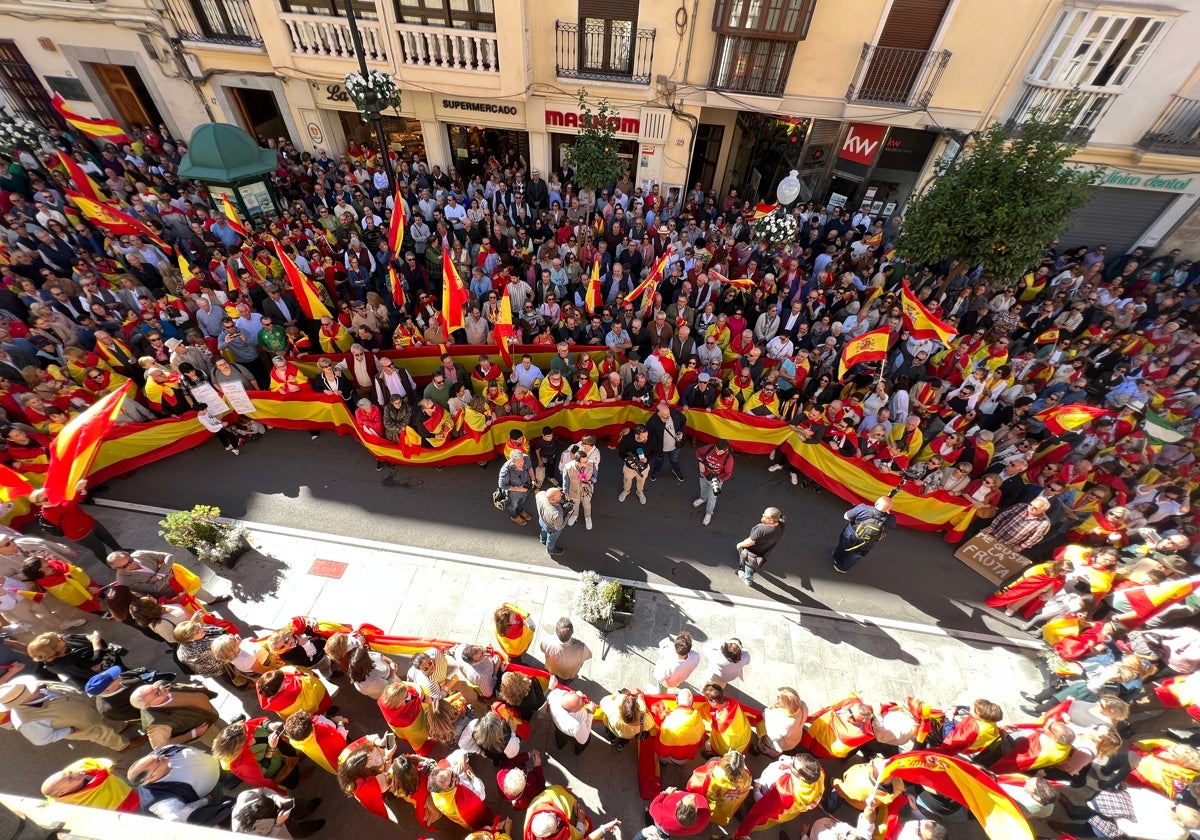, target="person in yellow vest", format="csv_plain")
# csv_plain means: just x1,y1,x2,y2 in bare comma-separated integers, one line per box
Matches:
494,603,536,662
41,757,140,813
703,682,751,754
282,709,349,775
687,749,753,827
655,688,708,764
